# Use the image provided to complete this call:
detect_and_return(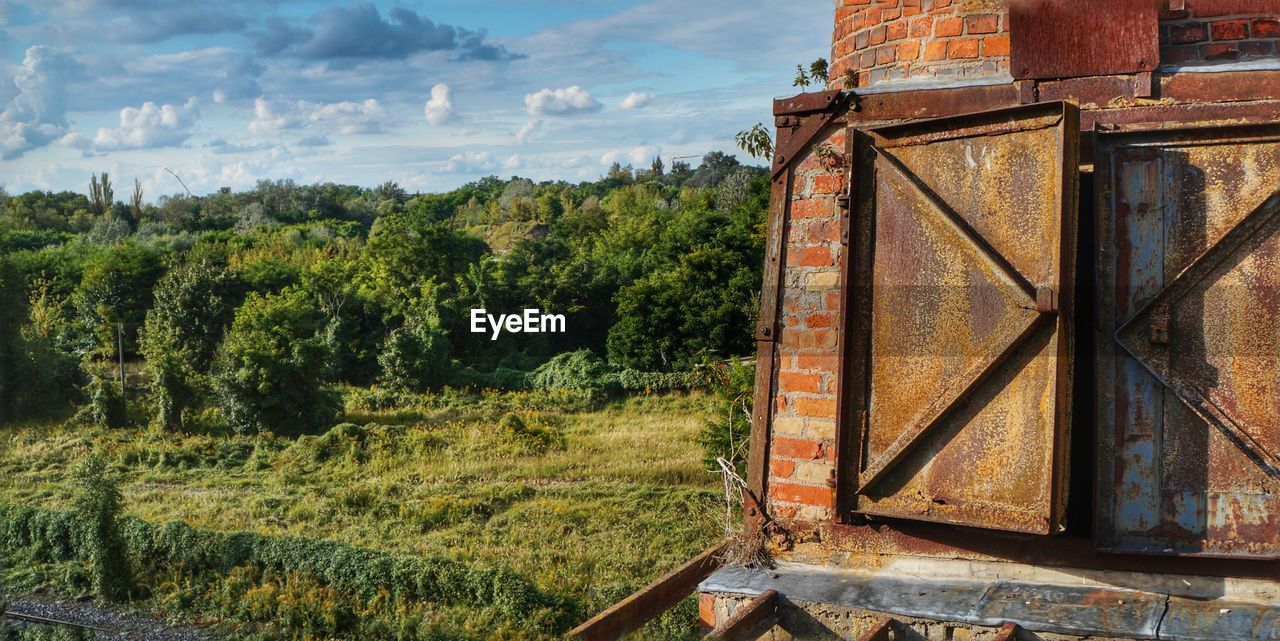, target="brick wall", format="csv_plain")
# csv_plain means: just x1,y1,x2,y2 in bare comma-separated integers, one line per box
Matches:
1161,5,1280,64
831,0,1010,89
765,126,846,523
